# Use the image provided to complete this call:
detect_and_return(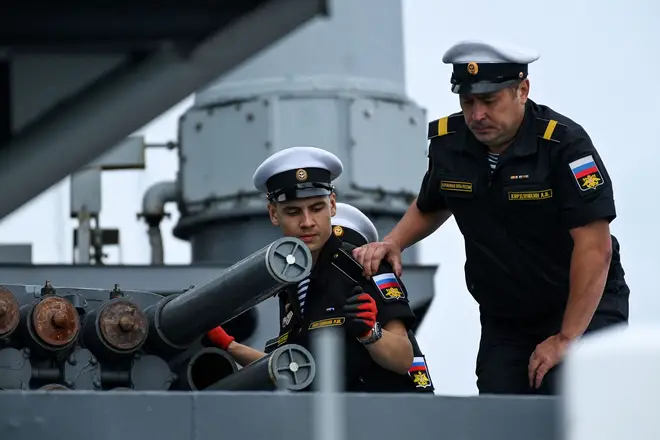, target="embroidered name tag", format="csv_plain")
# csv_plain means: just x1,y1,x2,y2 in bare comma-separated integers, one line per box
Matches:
308,317,345,330
440,180,473,193
508,189,553,201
